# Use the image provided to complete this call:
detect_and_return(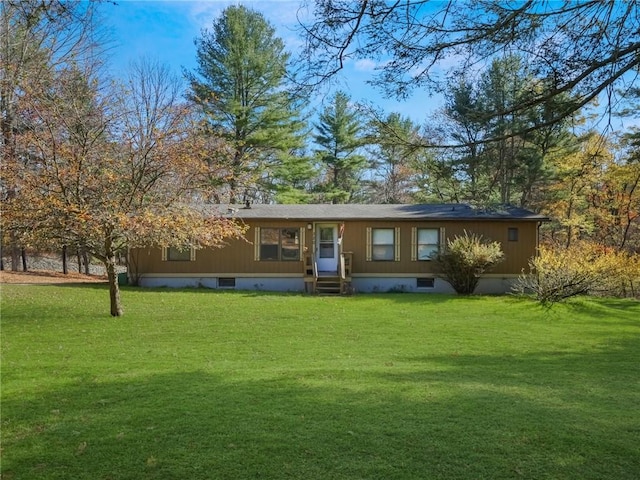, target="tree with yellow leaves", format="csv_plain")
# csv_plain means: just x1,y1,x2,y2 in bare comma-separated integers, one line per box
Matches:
3,59,245,316
541,134,613,247
1,0,107,270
